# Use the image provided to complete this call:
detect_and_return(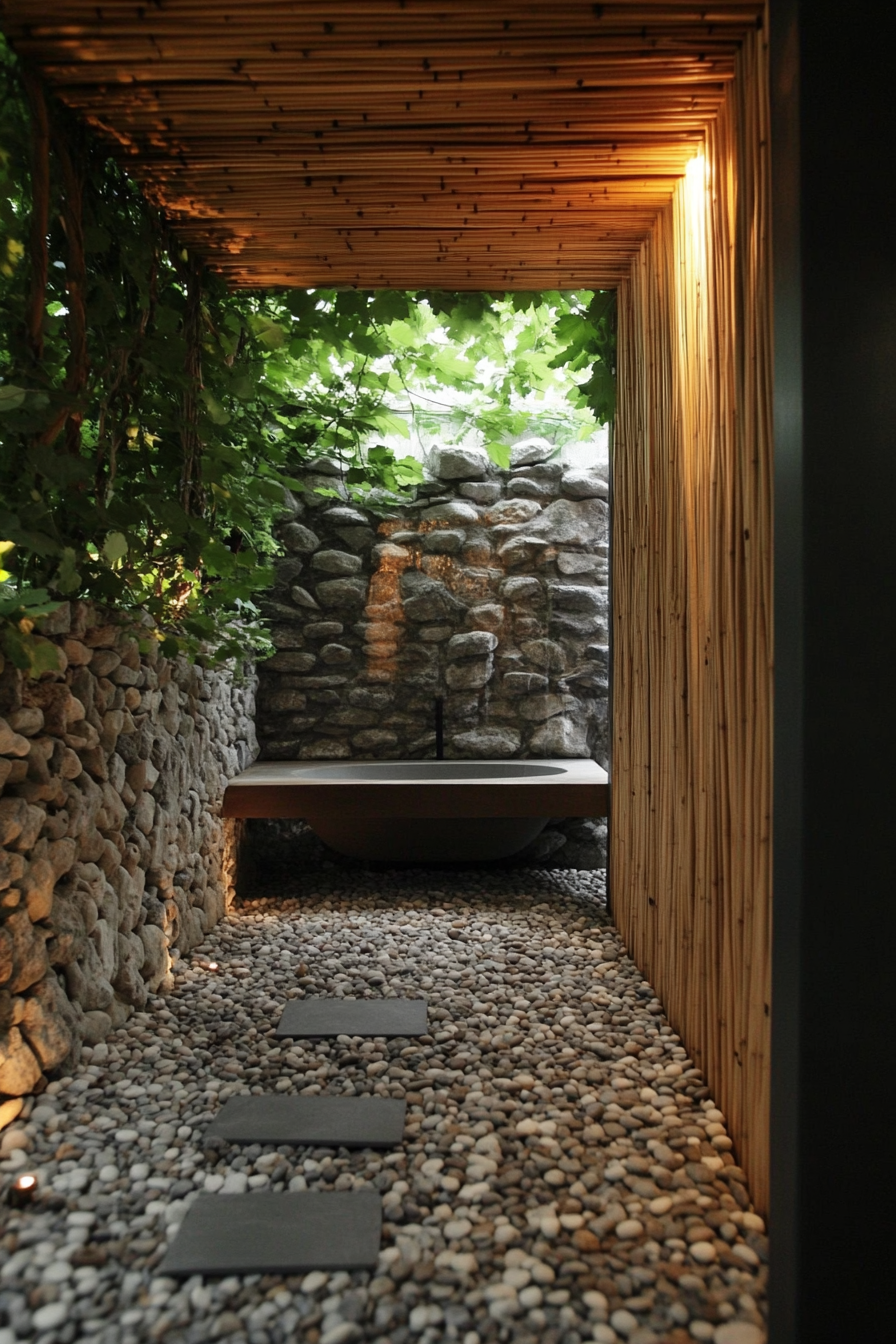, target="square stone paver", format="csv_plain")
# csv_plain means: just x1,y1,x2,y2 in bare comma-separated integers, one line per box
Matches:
159,1191,383,1276
205,1095,406,1147
276,997,427,1038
